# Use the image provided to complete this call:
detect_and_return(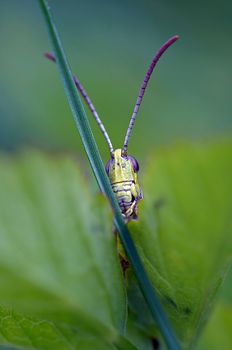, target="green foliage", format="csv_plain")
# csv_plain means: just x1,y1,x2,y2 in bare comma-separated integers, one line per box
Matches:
198,265,232,350
0,151,130,349
128,139,232,349
0,140,231,349
198,302,232,350
0,306,134,350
